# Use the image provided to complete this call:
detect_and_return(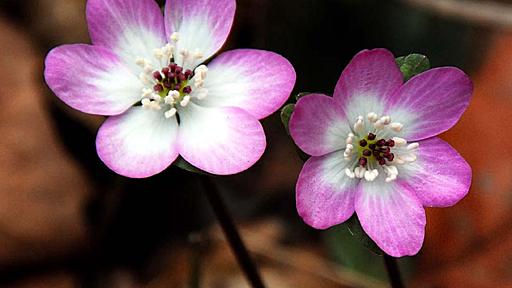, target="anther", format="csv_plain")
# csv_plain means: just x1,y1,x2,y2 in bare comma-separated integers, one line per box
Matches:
170,32,180,42
354,116,364,133
345,168,355,179
367,112,378,123
183,86,192,94
362,150,371,157
390,122,403,132
359,157,368,167
164,108,177,119
153,84,163,93
180,95,191,107
380,116,391,125
368,133,376,140
376,139,386,147
359,139,367,147
407,143,419,150
392,137,407,146
386,139,395,147
153,71,163,81
354,167,366,178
